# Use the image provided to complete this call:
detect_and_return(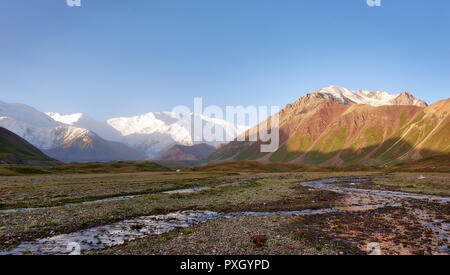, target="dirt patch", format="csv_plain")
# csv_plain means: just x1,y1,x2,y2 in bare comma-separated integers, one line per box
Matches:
283,204,449,255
